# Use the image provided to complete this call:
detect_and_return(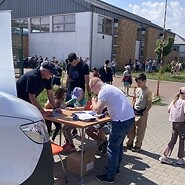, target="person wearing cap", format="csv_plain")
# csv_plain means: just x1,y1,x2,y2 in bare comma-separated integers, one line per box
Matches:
159,87,185,165
65,52,91,103
89,77,134,183
122,65,132,96
16,61,60,117
62,87,87,152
